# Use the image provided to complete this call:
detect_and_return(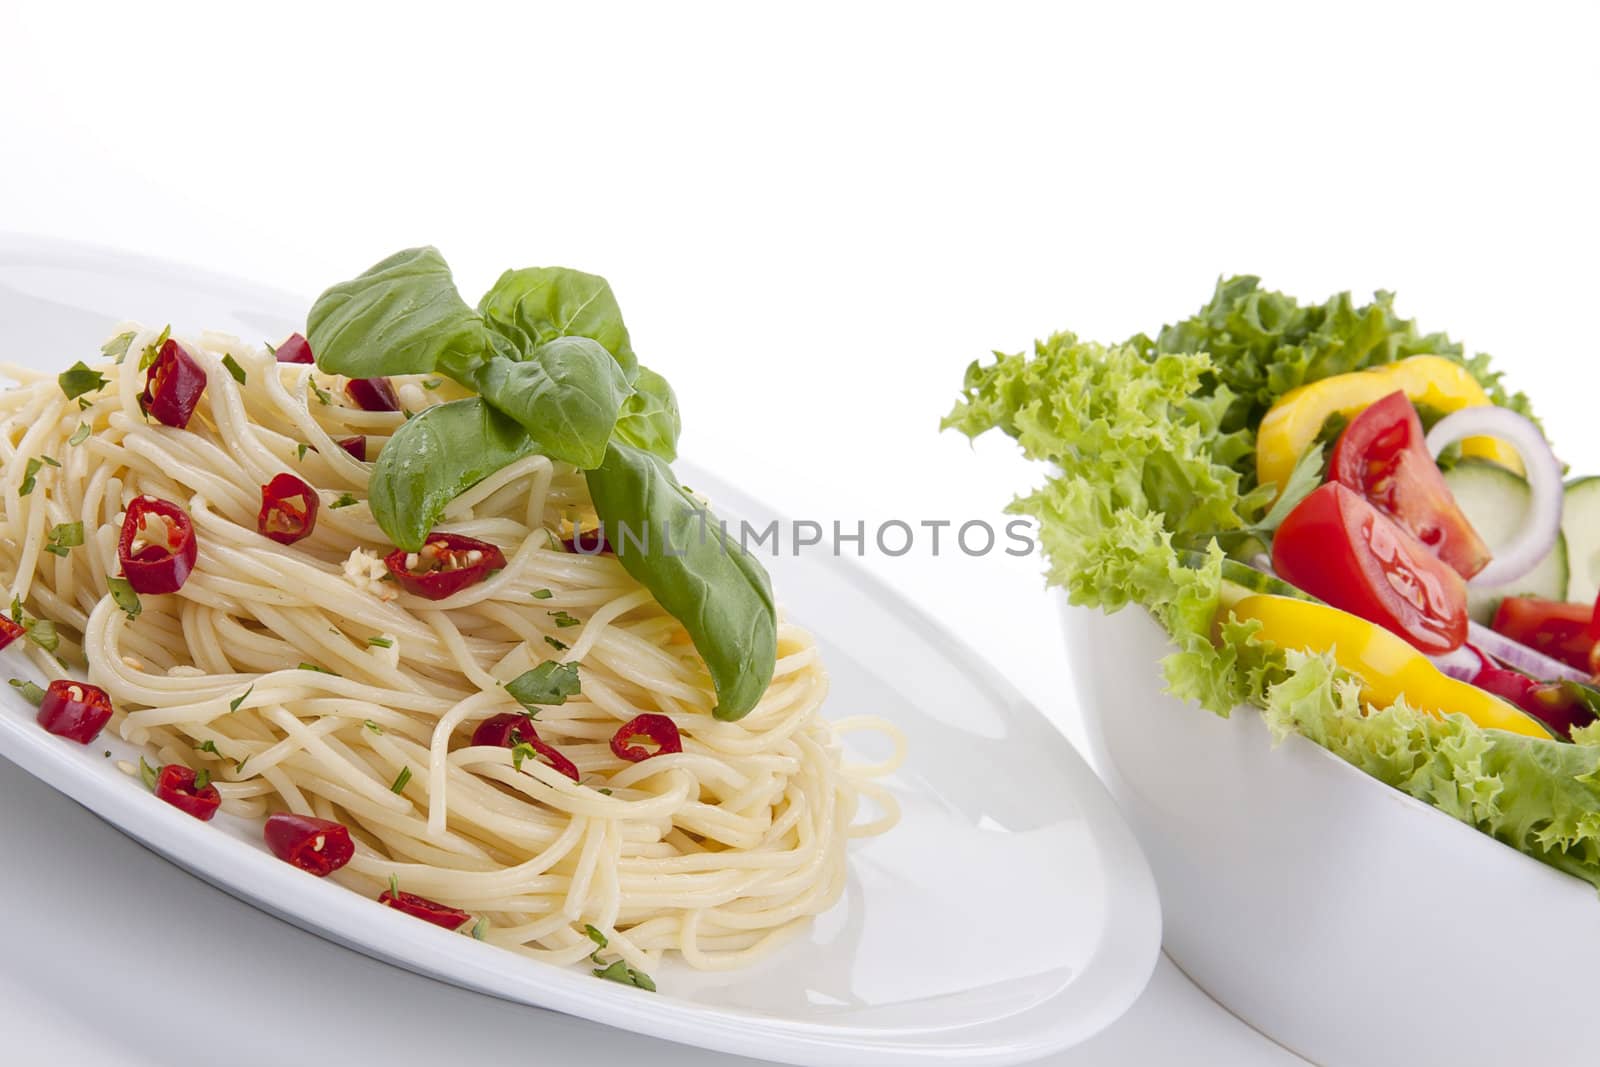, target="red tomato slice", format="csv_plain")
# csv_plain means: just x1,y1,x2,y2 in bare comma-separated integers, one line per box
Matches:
1330,390,1492,580
1272,482,1469,654
1492,597,1599,674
